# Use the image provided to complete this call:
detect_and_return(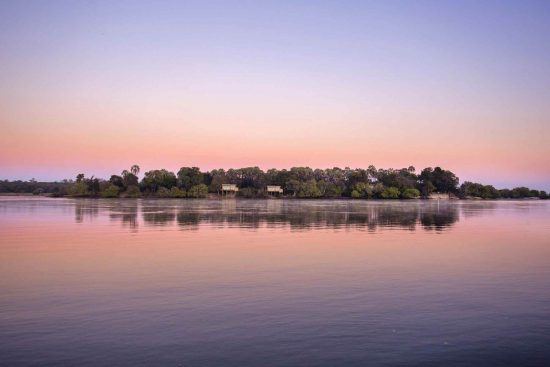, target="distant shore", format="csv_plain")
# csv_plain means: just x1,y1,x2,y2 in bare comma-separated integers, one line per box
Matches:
1,193,547,202
2,165,548,200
